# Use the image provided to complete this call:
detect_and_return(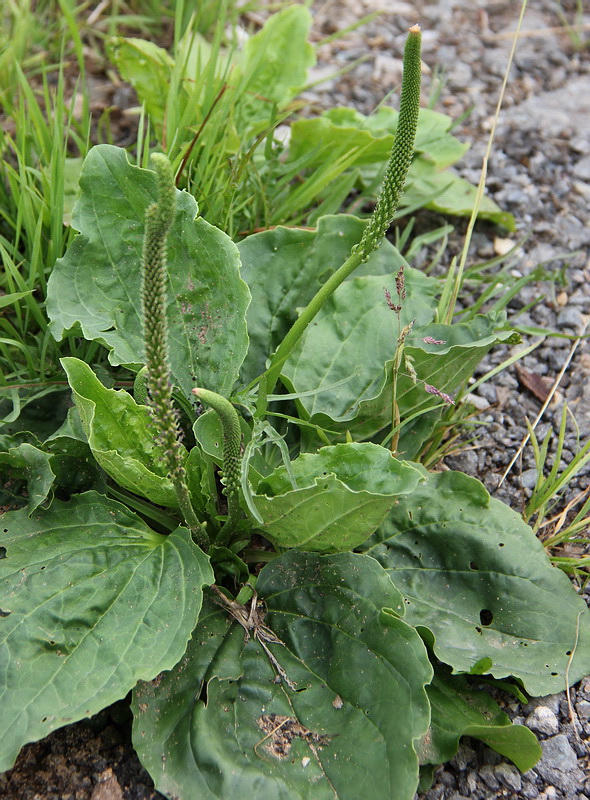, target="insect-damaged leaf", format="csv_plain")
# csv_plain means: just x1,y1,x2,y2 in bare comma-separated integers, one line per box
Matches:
132,552,432,800
362,470,590,696
47,145,250,399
